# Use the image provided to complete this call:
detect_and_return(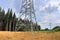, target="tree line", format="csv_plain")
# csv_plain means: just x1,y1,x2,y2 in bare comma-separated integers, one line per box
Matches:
41,26,60,32
0,7,18,31
0,7,41,31
0,7,60,31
